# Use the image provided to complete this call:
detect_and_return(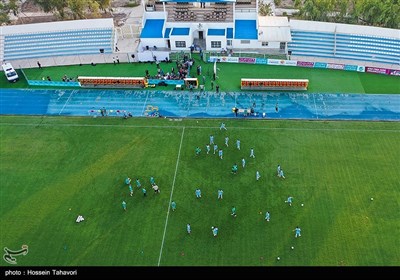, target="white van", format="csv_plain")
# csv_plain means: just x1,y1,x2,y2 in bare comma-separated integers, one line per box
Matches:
2,62,19,83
